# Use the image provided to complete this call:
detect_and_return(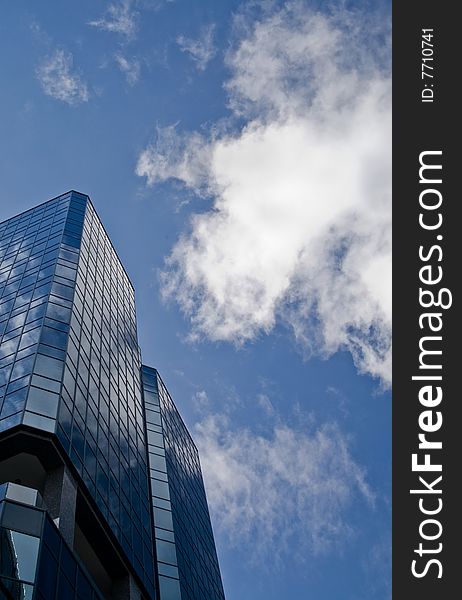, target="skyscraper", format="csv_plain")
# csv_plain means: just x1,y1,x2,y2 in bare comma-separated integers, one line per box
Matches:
0,192,225,600
141,367,225,600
